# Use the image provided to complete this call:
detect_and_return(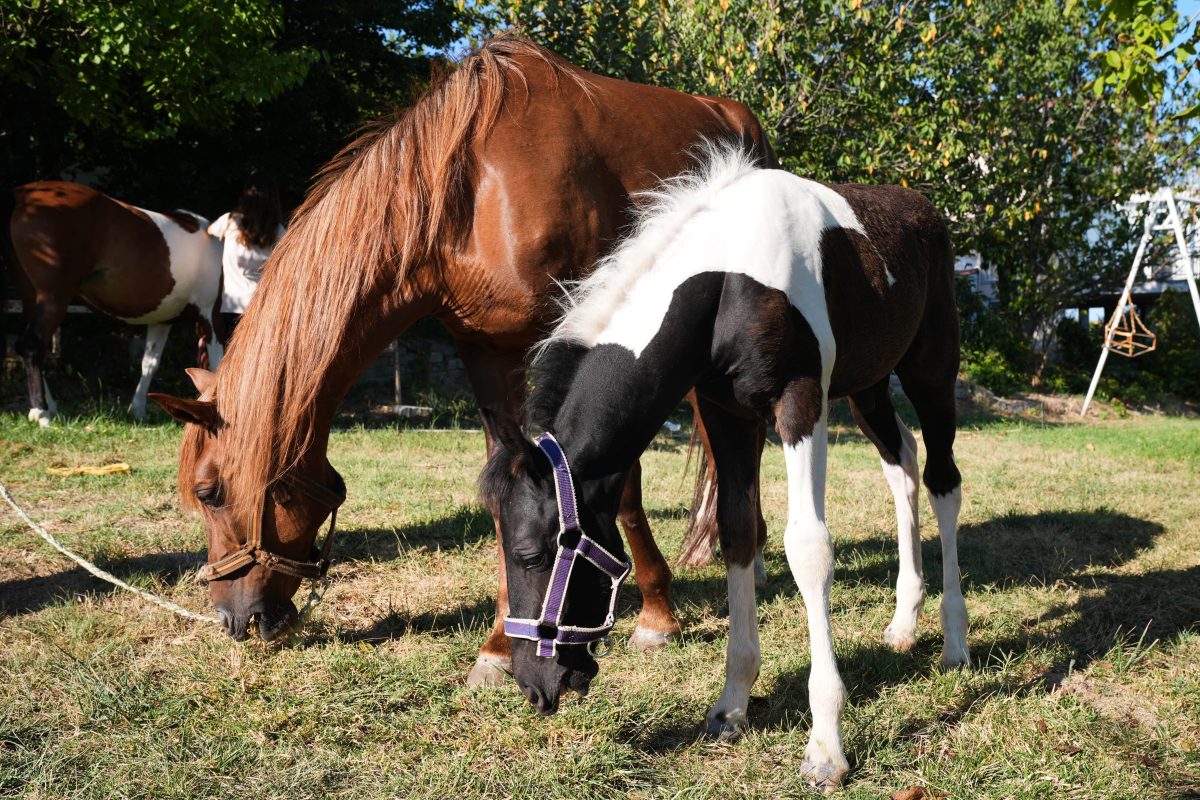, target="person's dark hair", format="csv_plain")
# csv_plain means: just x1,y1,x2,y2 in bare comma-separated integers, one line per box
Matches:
234,173,282,249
